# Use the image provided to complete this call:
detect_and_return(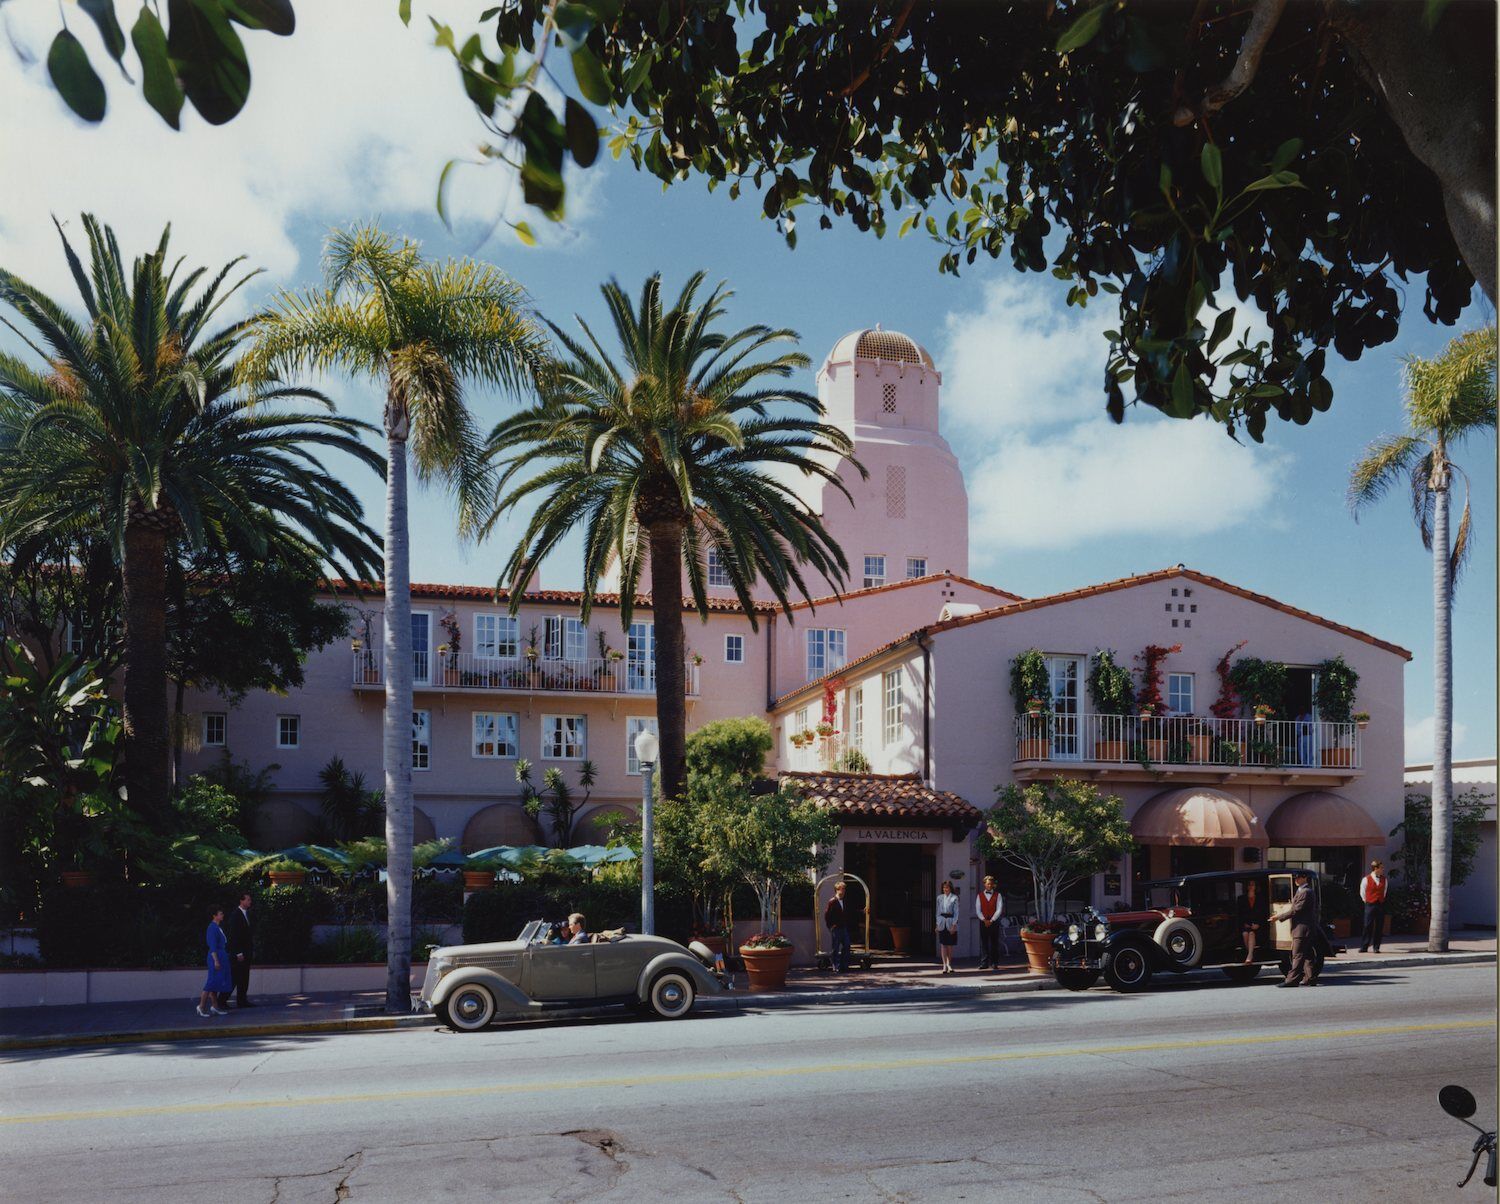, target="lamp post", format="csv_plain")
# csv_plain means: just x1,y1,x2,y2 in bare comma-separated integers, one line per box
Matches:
634,728,659,935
